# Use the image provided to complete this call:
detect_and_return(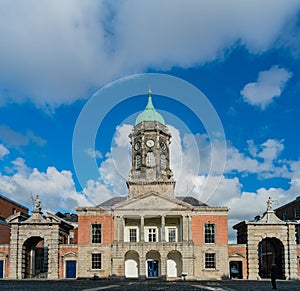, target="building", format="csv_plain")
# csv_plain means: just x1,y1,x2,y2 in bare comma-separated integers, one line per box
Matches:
233,198,298,280
1,91,300,280
0,194,28,278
